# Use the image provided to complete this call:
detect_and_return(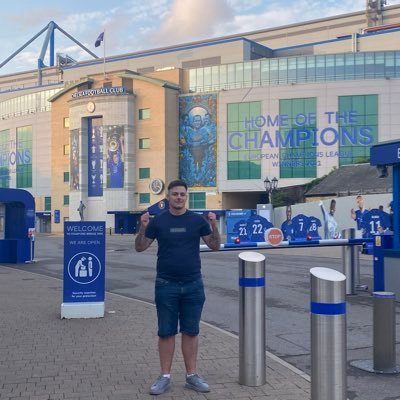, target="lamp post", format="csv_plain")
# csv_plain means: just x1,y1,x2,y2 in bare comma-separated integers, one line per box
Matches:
263,177,278,204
